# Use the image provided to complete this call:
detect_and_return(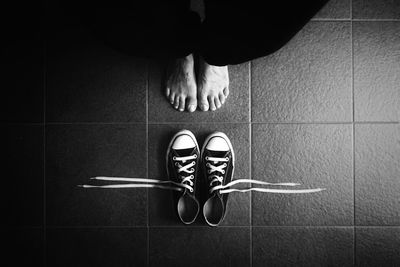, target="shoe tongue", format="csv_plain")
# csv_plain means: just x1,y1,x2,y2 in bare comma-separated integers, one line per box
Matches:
206,149,229,158
173,147,195,157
